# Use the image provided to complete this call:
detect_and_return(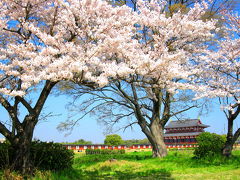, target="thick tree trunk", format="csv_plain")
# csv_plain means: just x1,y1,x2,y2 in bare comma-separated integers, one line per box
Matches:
11,139,32,174
10,121,35,175
150,122,167,158
128,83,168,158
141,121,167,158
150,135,168,158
